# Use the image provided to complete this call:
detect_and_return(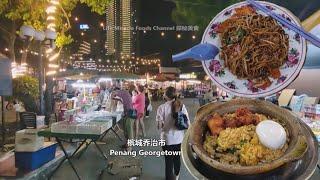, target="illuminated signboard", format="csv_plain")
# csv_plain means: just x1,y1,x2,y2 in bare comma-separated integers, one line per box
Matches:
80,24,89,30
179,73,197,79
